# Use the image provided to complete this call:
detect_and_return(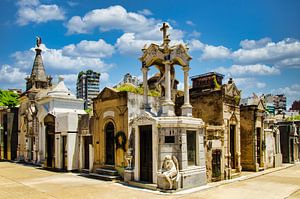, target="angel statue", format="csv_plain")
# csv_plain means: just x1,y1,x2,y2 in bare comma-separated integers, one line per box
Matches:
159,155,179,189
36,36,42,47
